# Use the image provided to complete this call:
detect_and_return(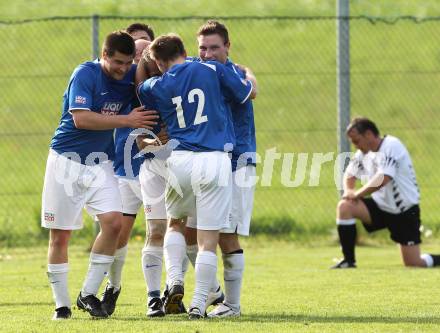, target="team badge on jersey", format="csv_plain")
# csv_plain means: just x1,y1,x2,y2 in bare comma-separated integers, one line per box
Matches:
75,95,87,104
